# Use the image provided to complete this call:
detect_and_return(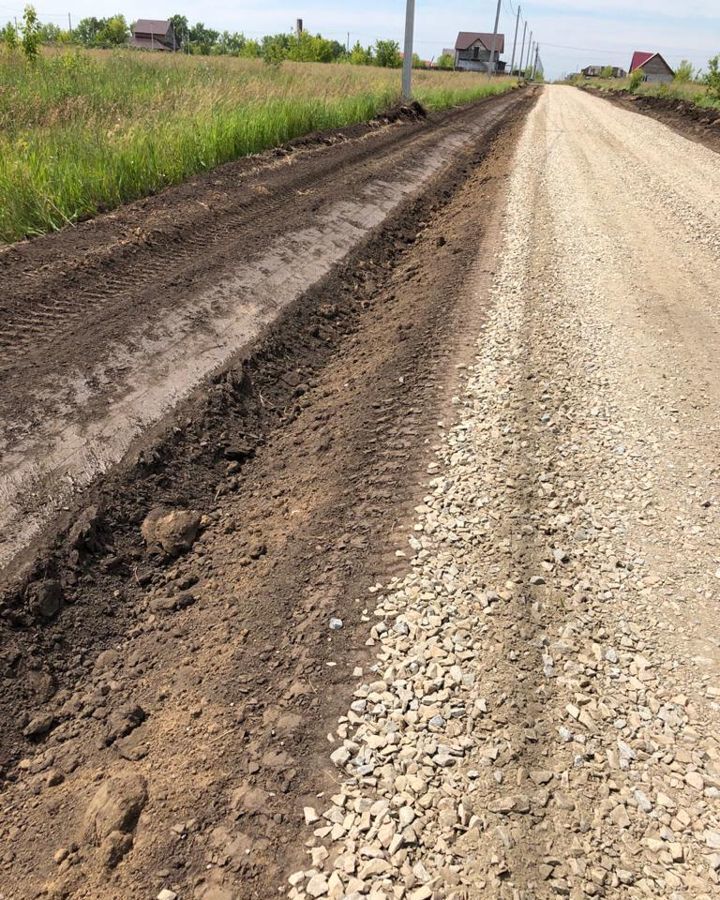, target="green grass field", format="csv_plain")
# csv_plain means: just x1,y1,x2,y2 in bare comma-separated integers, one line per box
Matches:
576,76,719,109
0,50,517,243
